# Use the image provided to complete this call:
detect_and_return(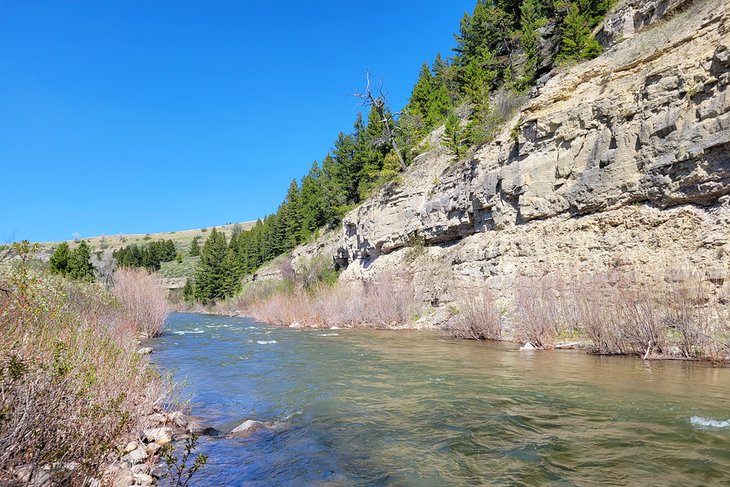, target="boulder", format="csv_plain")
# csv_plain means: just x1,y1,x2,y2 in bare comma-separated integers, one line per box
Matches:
136,347,153,355
112,467,134,487
186,420,217,436
143,427,173,445
121,446,148,466
519,342,537,351
227,419,271,438
168,411,189,428
150,464,168,479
